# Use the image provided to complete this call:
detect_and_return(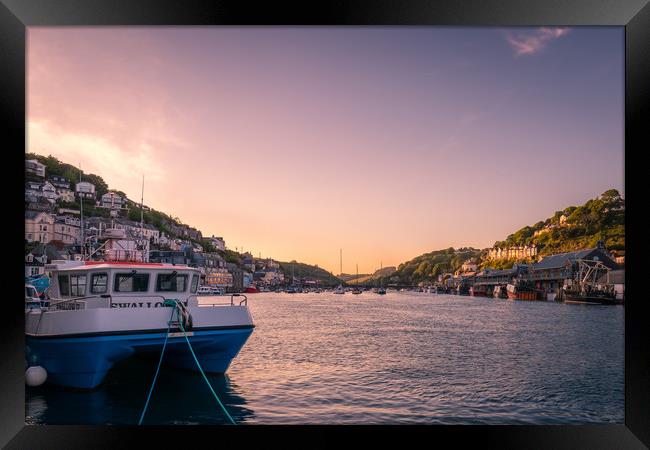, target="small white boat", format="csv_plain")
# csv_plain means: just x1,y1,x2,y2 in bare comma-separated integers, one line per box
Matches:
26,226,254,391
334,284,345,294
